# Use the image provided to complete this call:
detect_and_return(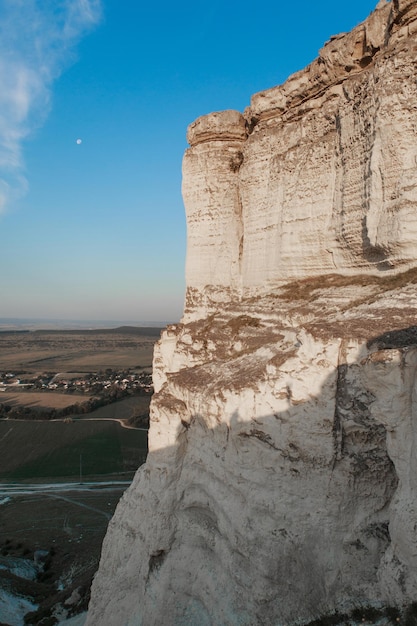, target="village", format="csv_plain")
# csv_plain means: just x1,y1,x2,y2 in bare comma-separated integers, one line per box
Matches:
0,369,153,396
